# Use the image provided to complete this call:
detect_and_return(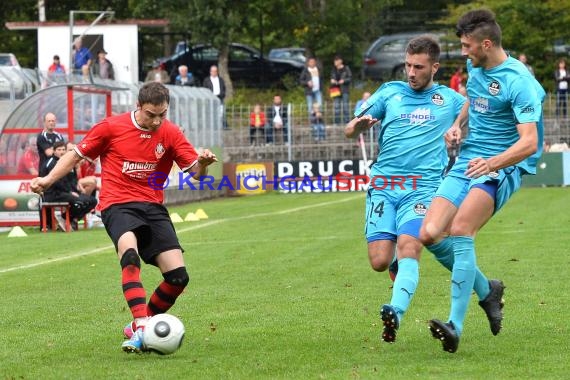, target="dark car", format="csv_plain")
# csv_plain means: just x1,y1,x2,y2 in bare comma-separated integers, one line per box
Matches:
159,43,304,87
362,32,463,81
